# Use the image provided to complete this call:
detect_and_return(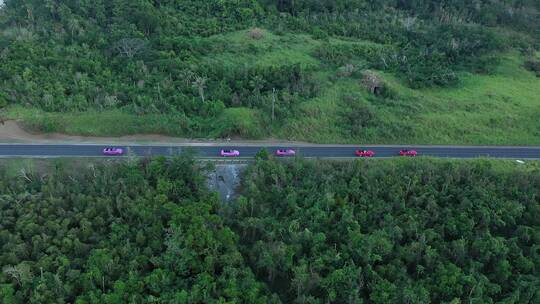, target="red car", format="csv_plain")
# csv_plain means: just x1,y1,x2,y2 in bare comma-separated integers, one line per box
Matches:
355,150,375,157
103,147,124,155
276,149,296,156
399,149,418,156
